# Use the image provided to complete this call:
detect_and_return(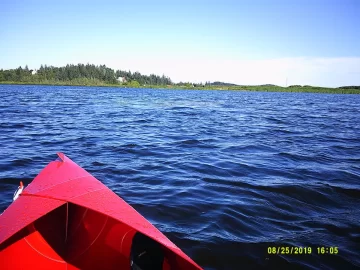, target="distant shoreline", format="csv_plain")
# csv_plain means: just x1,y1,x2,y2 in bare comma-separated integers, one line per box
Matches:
1,64,359,94
1,81,360,94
